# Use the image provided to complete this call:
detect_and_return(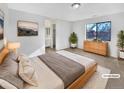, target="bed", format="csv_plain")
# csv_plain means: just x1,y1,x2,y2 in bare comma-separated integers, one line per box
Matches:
0,48,97,89
24,50,97,89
